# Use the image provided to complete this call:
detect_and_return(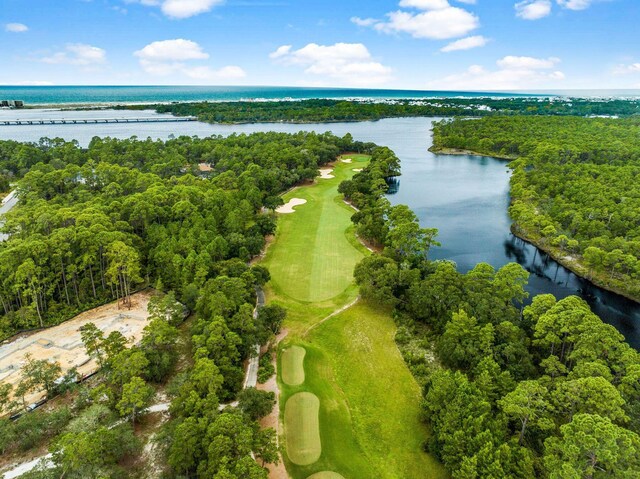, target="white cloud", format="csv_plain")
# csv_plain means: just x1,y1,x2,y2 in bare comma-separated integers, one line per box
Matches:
41,44,106,66
427,55,565,90
556,0,594,10
354,0,479,40
5,23,28,33
399,0,450,9
125,0,224,19
134,38,244,82
351,16,378,27
497,55,560,69
269,45,292,59
440,35,488,52
375,7,479,39
134,39,209,61
515,0,552,20
270,42,393,86
514,0,605,21
612,63,640,75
